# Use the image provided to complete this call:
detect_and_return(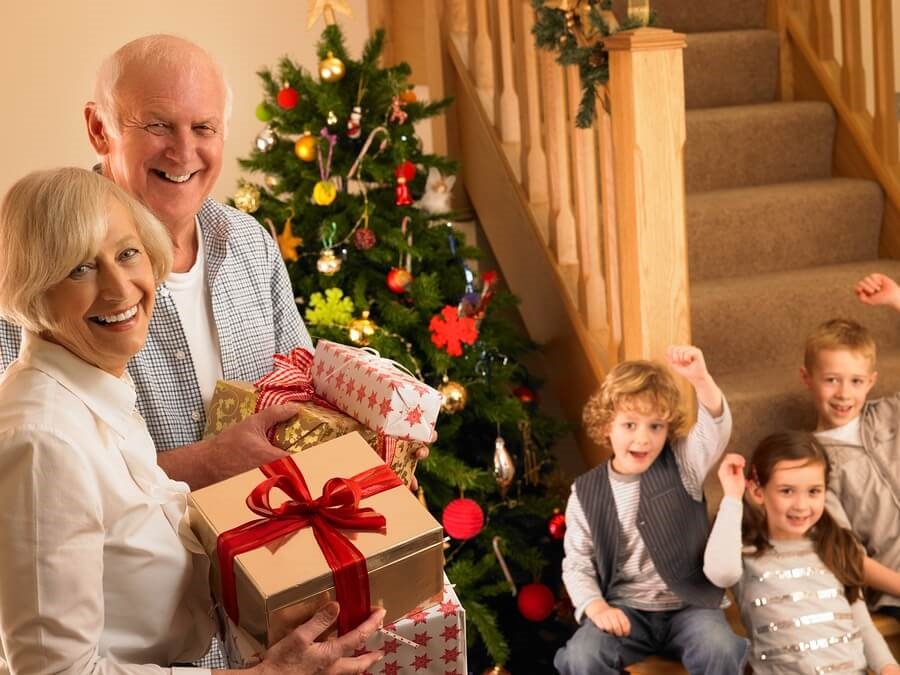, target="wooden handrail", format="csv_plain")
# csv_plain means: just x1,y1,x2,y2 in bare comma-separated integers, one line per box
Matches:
779,0,900,260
